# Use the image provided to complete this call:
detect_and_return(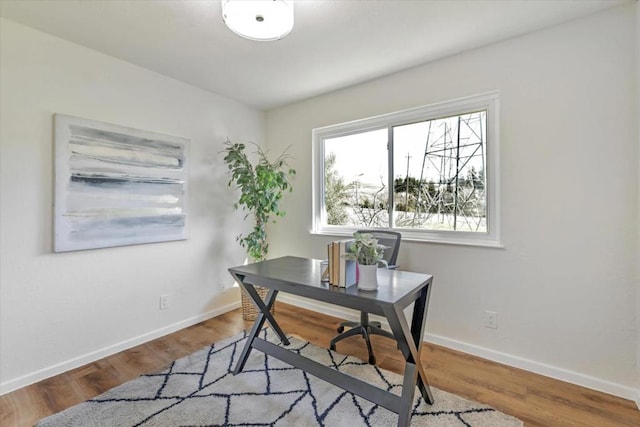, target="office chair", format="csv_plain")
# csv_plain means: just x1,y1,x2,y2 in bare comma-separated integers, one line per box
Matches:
329,230,401,364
